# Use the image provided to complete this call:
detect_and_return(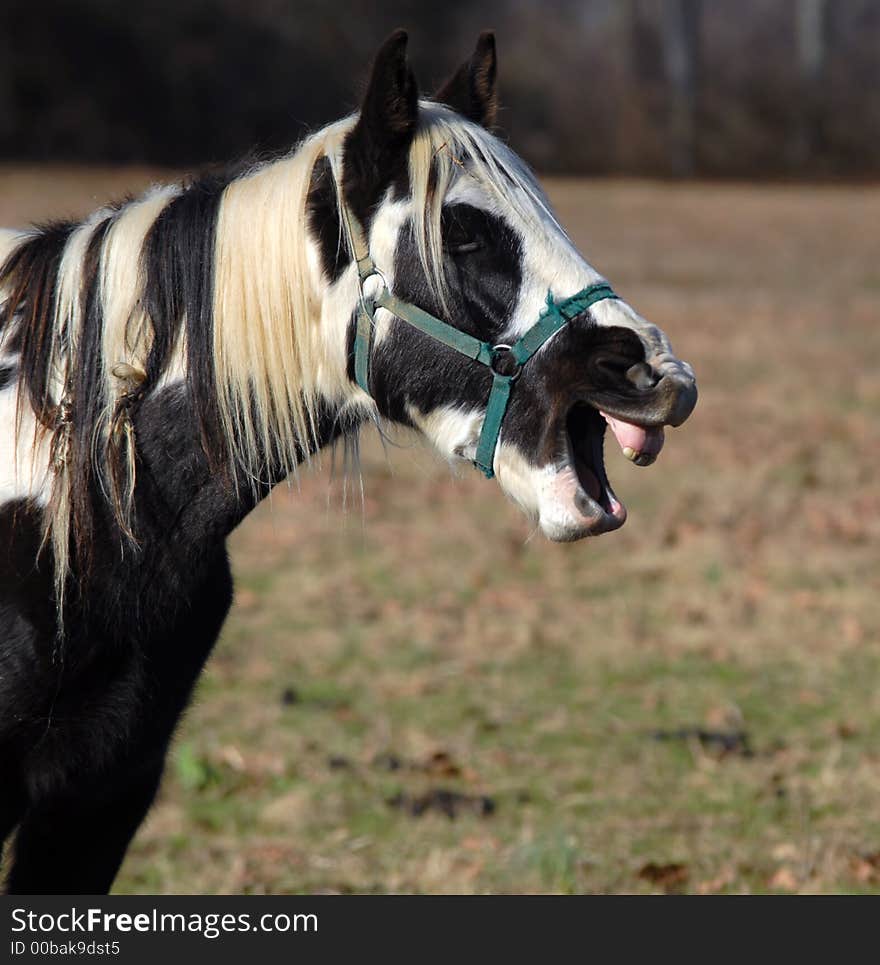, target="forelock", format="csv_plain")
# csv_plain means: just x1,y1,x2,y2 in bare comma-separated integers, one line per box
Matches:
371,103,571,304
